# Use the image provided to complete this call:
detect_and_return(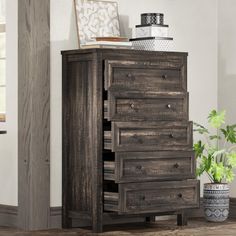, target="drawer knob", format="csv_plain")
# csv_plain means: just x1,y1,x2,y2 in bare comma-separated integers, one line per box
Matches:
166,104,172,109
140,195,146,201
127,73,132,78
130,103,135,109
162,74,168,79
136,165,142,170
169,134,174,138
178,193,183,198
174,163,179,169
